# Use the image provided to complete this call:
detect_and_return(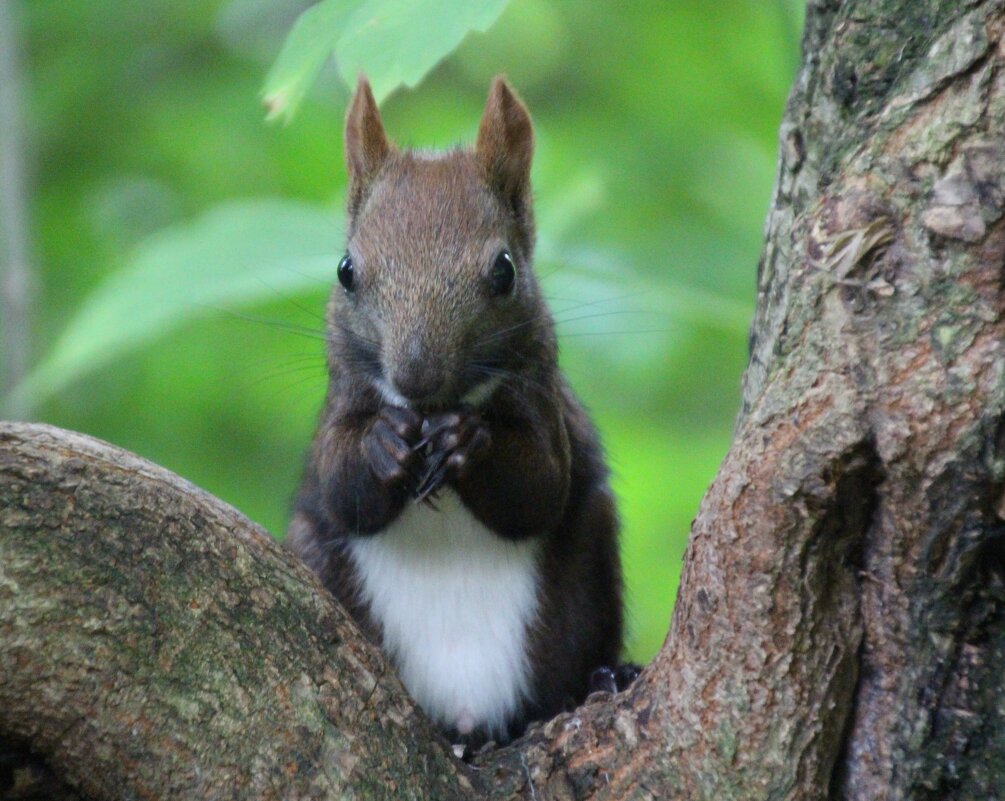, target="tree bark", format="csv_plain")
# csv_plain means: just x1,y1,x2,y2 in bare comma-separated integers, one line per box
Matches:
4,1,1005,799
0,425,474,800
